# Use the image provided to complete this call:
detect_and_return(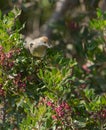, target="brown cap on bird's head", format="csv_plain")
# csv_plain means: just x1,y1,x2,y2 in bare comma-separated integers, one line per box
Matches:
39,36,53,49
40,36,49,44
